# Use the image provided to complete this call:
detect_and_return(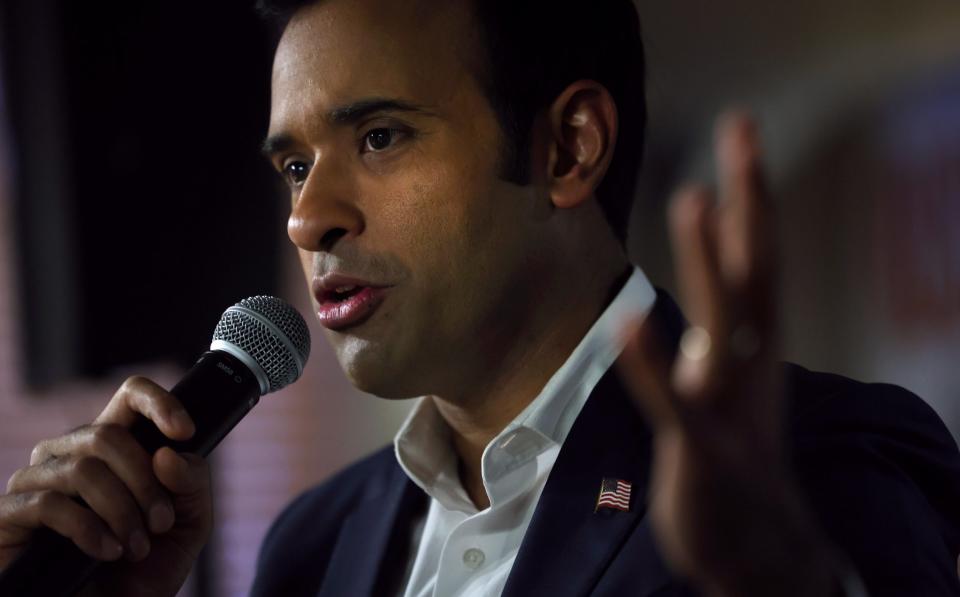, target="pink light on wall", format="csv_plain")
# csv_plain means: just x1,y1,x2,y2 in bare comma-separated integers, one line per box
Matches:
874,65,960,334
